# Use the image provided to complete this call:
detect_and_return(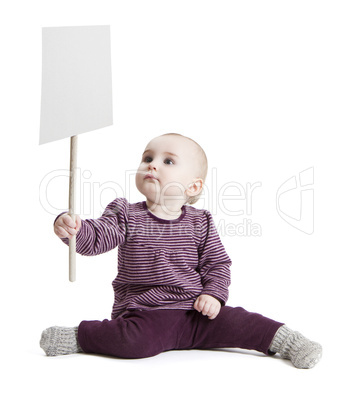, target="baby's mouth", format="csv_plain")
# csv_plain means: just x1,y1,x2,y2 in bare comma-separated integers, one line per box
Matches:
144,173,158,181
